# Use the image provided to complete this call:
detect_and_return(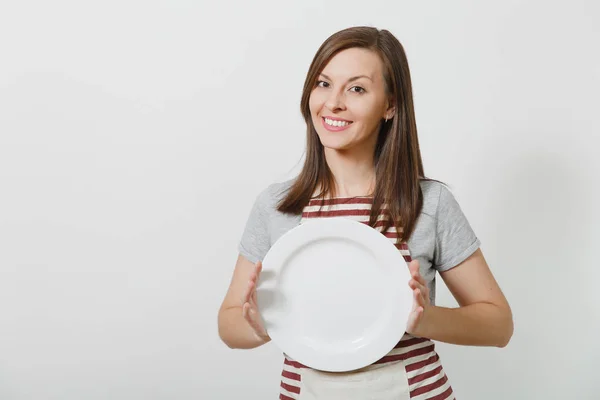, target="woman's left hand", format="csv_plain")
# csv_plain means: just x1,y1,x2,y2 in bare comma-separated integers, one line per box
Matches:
406,259,431,336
